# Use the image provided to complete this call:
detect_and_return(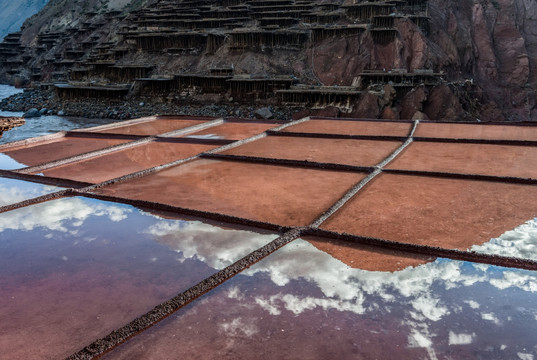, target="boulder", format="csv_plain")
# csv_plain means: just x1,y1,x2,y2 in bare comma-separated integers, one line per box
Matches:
399,86,427,120
254,107,273,119
348,93,381,119
423,85,464,121
411,111,429,121
380,106,399,120
23,108,41,118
